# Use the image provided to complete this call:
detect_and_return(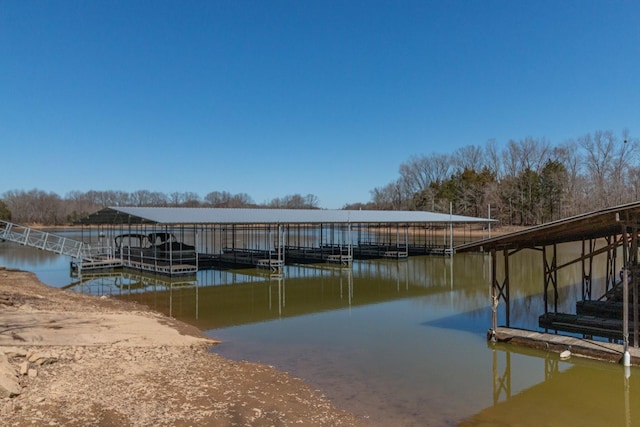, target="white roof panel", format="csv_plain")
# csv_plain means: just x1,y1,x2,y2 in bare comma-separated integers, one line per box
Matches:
92,207,494,225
